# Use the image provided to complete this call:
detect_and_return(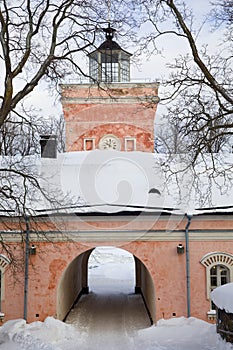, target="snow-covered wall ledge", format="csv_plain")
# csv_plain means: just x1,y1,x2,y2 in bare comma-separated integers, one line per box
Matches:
211,283,233,344
211,283,233,313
